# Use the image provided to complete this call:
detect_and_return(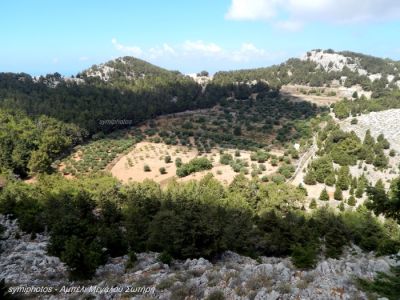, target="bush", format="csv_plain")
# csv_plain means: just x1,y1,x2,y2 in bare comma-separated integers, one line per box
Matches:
126,251,138,269
348,196,356,206
319,188,329,201
334,186,343,201
206,290,225,300
220,153,233,165
271,174,285,184
251,150,269,163
61,236,106,280
159,167,167,174
291,244,318,269
357,266,400,300
233,126,241,136
176,157,213,177
278,163,295,179
144,164,151,172
325,174,336,186
158,251,173,265
309,198,317,209
164,155,172,163
304,169,316,185
175,157,182,168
